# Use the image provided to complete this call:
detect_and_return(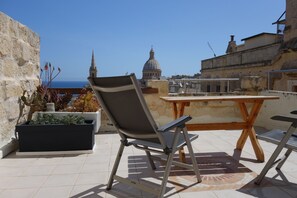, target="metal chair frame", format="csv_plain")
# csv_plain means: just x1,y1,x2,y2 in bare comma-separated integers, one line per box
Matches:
255,110,297,185
89,74,201,197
